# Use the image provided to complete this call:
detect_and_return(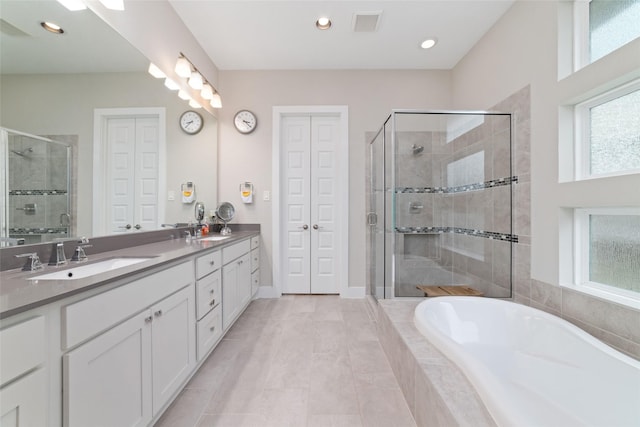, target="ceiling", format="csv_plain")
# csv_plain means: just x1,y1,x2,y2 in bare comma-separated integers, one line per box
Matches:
168,0,515,70
0,0,514,74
